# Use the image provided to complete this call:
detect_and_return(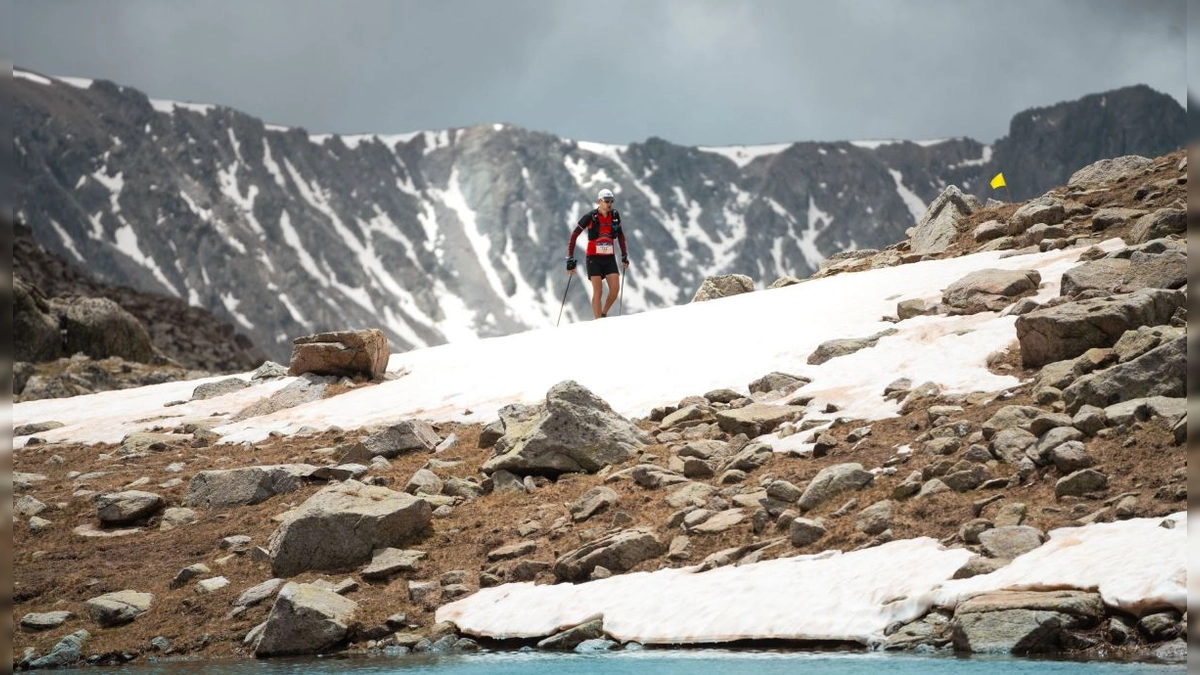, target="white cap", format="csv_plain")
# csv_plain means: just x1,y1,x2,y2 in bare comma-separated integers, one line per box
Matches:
597,188,615,200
